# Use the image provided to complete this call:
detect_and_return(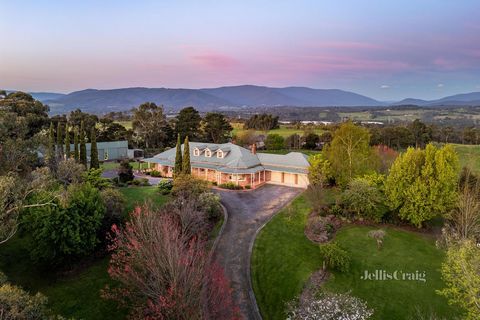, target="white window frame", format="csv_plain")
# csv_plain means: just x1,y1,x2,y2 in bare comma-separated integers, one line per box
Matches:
193,148,200,156
217,150,224,158
205,148,212,157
